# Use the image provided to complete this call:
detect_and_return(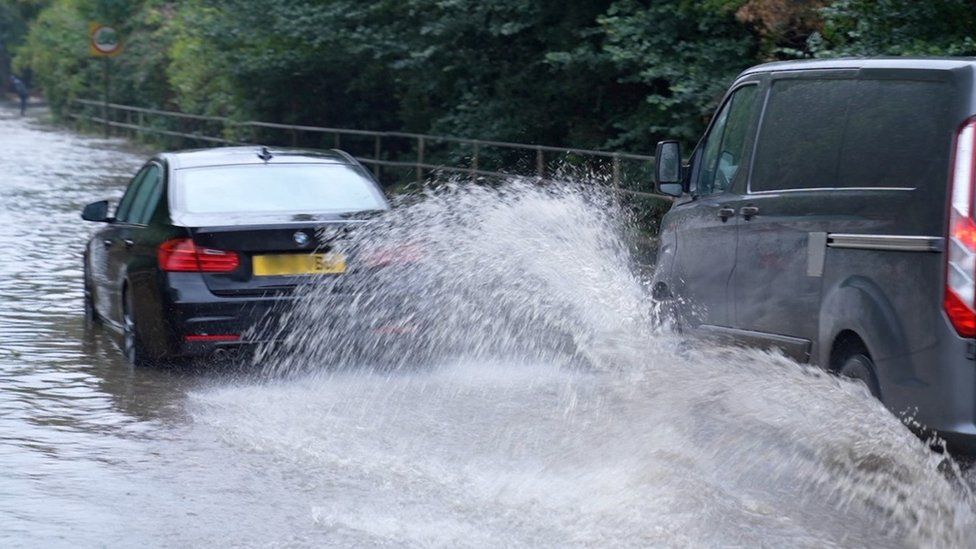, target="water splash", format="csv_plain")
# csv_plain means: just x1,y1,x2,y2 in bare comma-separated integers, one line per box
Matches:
256,179,655,375
209,178,976,547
